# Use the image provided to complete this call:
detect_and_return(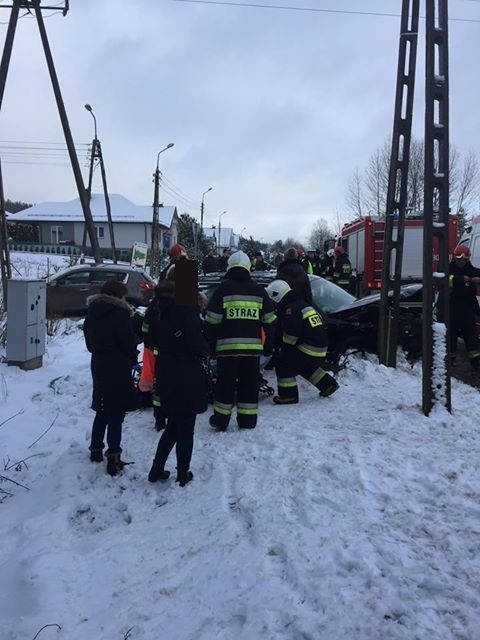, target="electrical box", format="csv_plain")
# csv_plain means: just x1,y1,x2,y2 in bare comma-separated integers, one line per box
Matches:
7,279,46,370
